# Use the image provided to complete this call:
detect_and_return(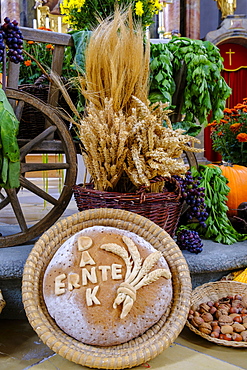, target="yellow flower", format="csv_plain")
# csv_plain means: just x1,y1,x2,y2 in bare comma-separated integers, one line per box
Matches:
135,1,144,16
153,0,162,12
